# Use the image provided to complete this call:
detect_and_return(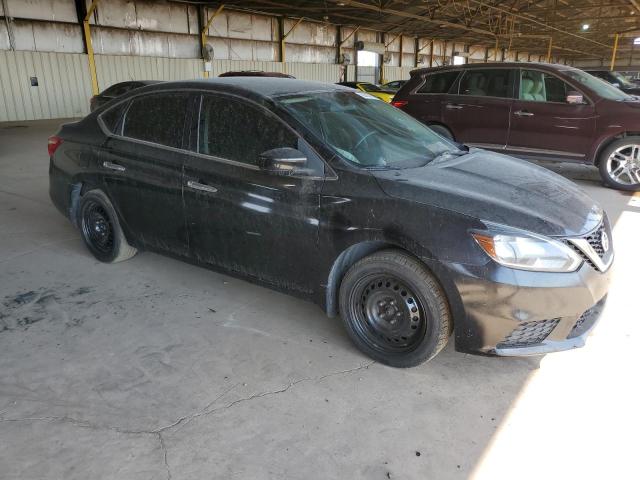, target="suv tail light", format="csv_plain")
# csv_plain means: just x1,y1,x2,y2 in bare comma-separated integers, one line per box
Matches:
48,136,63,157
391,100,408,108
